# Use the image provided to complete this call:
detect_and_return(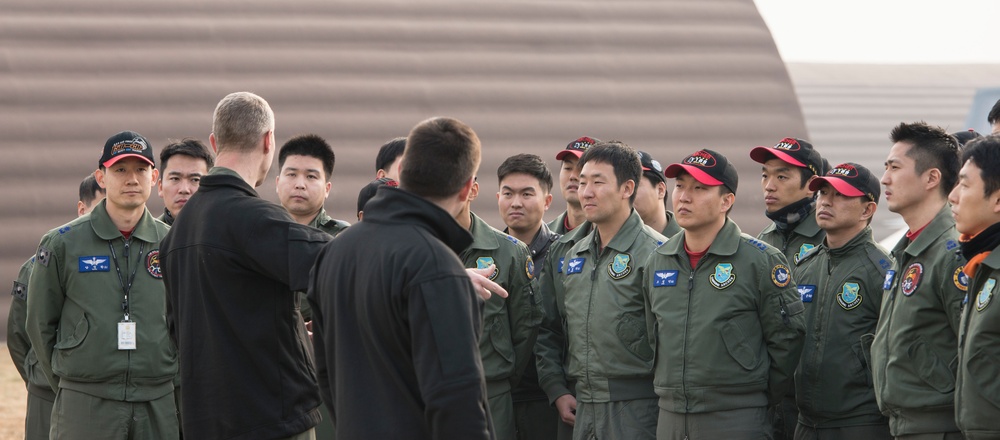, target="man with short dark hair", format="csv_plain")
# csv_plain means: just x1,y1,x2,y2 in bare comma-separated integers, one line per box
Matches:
647,149,805,439
872,121,965,439
950,135,1000,439
157,138,213,225
793,163,891,440
496,153,560,440
375,136,406,181
9,175,105,440
162,92,326,440
548,137,599,234
357,177,398,220
635,150,681,238
988,99,1000,135
27,131,177,439
309,117,495,439
276,134,350,236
